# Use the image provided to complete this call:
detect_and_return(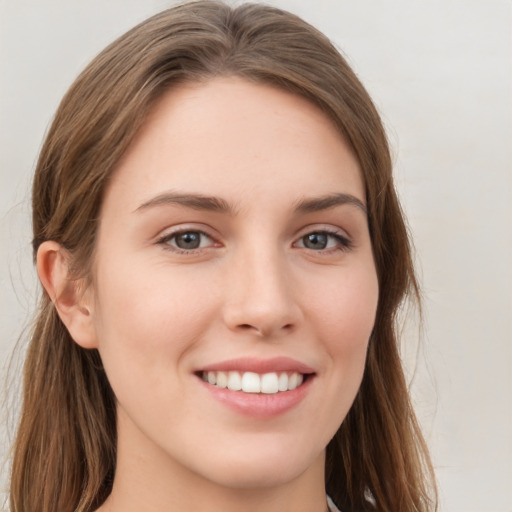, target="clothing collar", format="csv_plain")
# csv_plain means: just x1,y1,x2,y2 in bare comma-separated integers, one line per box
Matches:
327,495,342,512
